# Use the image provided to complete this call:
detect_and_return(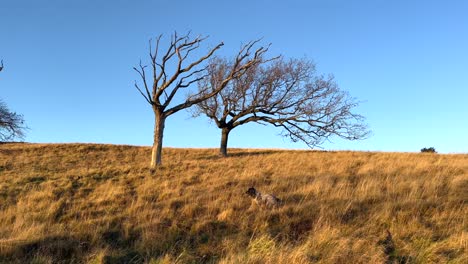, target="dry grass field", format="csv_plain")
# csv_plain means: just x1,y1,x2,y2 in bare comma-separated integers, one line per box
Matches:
0,143,466,263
